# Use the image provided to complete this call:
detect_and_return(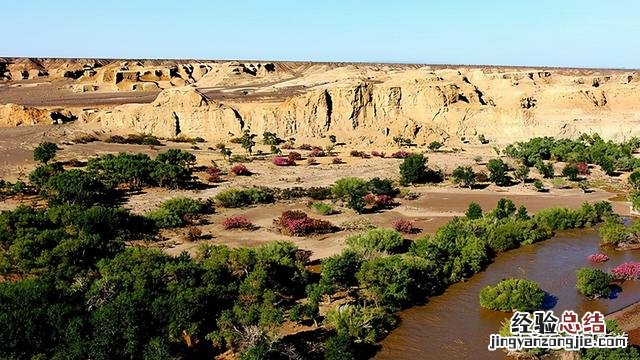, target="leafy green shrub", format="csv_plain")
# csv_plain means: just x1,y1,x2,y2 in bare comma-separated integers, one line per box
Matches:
576,267,613,298
33,142,58,164
332,178,369,213
346,228,404,255
452,166,476,188
428,141,443,151
535,161,555,178
399,154,427,184
599,218,629,246
146,197,209,228
310,202,335,215
324,335,355,360
324,304,395,344
29,163,63,190
214,188,274,208
320,250,362,292
43,170,108,207
487,158,509,186
479,278,545,311
465,202,483,220
562,163,580,181
533,179,545,191
367,177,398,196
